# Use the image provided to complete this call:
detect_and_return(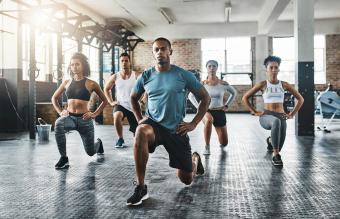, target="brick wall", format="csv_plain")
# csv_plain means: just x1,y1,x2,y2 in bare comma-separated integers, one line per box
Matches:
325,35,340,89
132,39,201,73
